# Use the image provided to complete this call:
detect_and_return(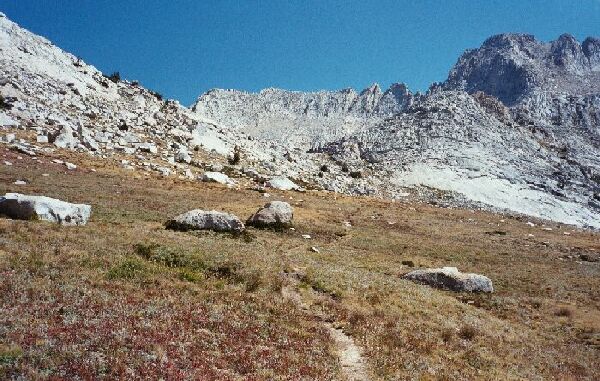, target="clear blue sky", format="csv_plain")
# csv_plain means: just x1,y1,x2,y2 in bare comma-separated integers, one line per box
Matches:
1,1,599,105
